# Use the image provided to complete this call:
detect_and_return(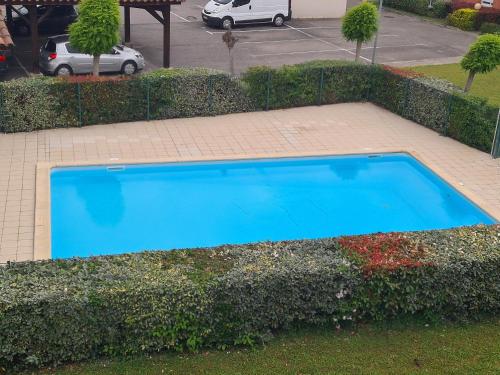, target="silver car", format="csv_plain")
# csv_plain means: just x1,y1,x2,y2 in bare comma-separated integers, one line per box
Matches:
39,35,145,76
